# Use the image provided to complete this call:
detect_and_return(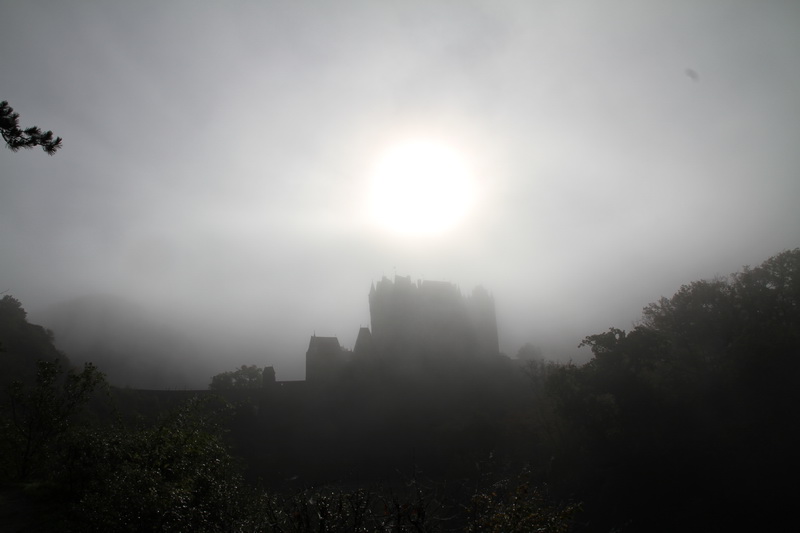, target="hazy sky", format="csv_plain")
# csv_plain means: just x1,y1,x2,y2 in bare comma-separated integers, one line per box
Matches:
2,1,799,381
